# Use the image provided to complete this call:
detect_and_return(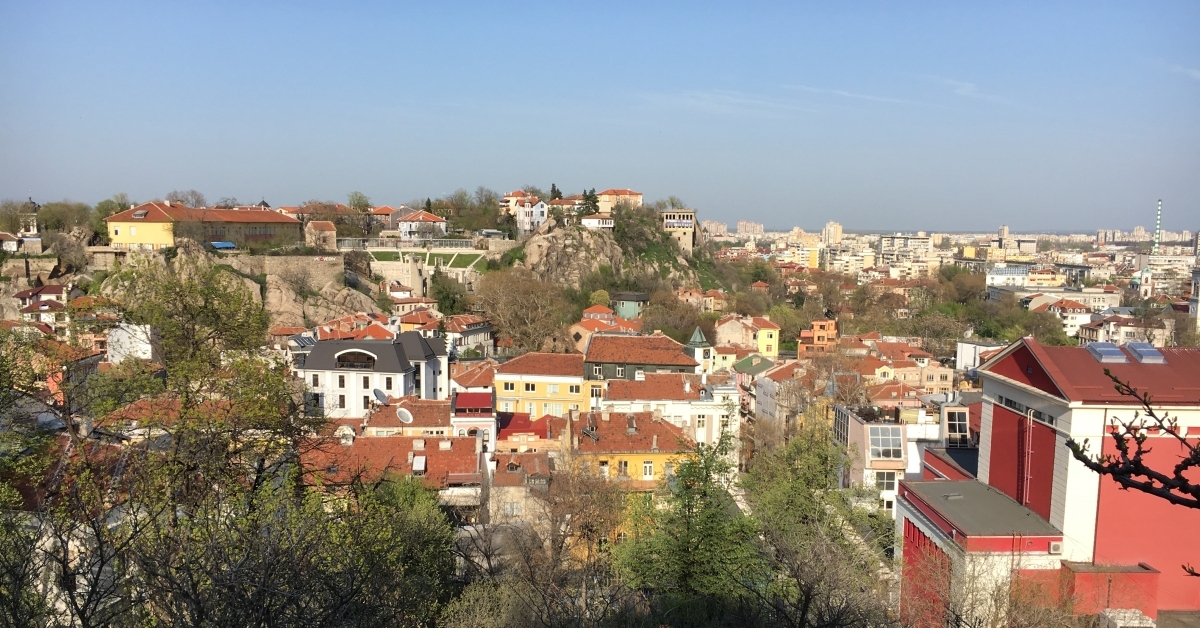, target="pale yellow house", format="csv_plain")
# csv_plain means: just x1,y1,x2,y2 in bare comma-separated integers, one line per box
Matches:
494,353,592,418
106,201,302,250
